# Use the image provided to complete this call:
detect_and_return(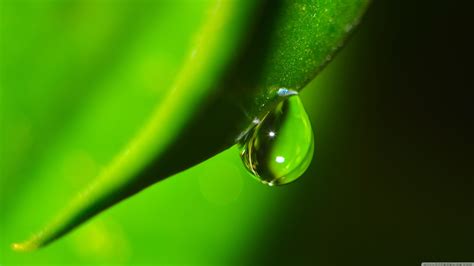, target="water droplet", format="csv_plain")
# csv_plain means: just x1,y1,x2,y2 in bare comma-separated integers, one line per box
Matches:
239,94,314,186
